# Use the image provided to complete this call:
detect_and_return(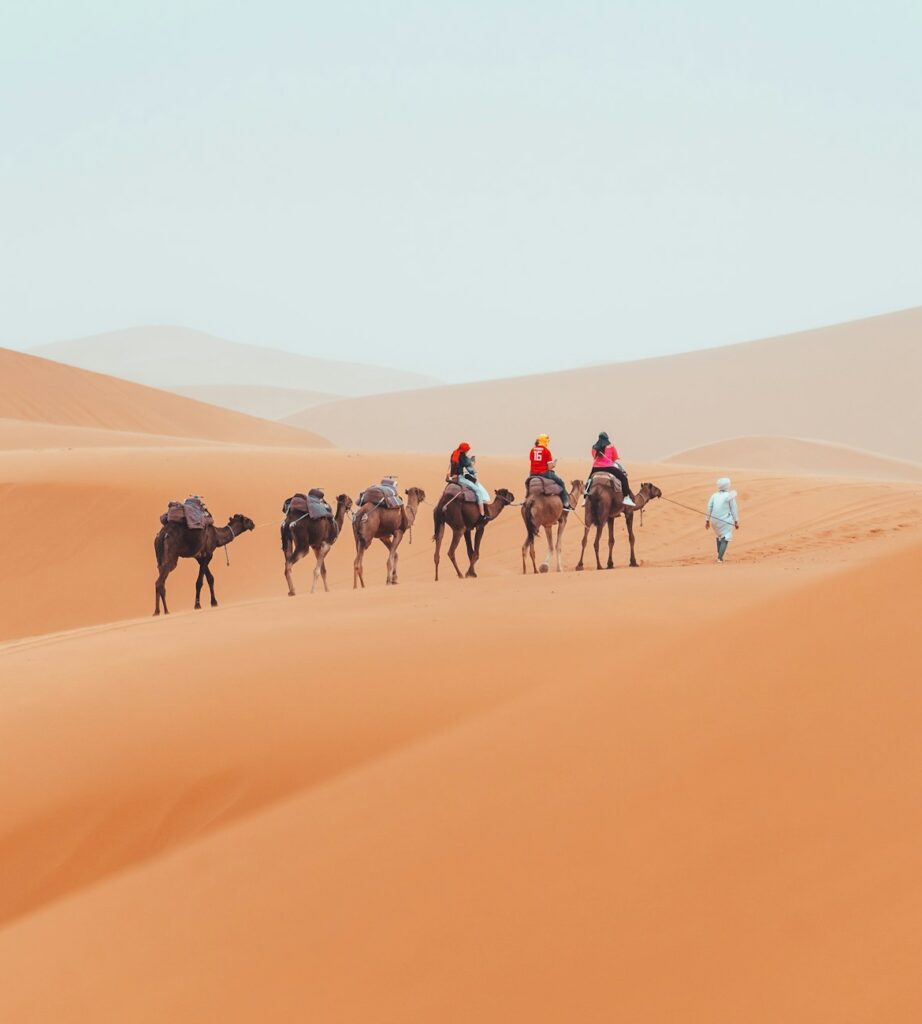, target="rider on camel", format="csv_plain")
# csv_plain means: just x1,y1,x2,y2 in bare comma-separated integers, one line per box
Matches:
449,441,491,523
529,434,571,510
585,431,635,506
